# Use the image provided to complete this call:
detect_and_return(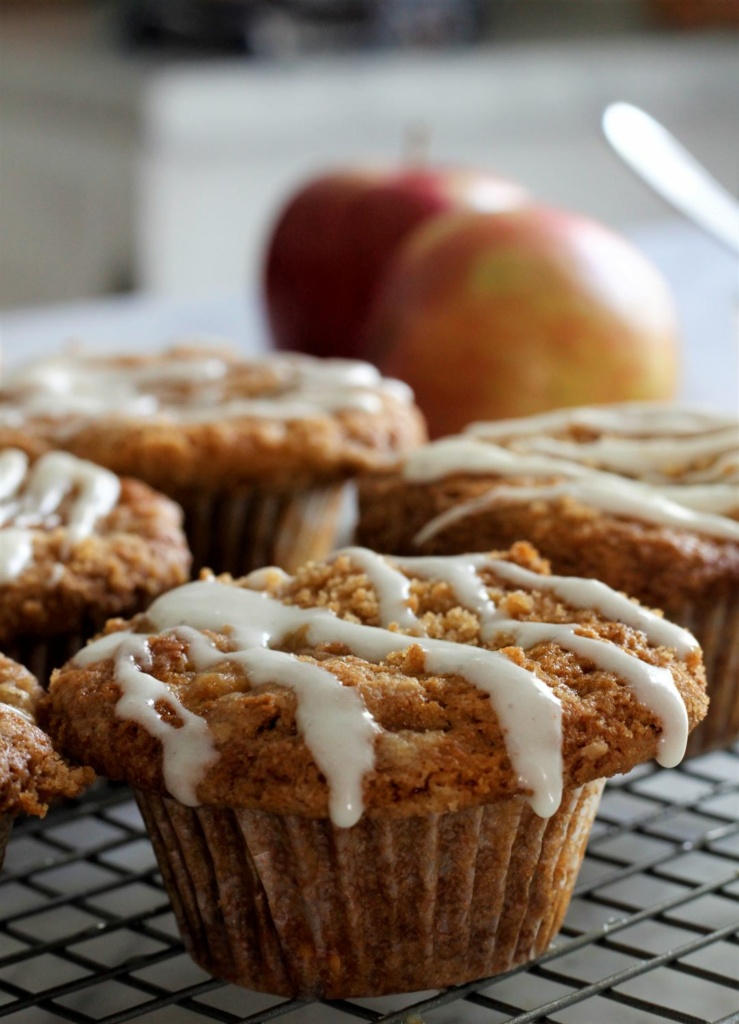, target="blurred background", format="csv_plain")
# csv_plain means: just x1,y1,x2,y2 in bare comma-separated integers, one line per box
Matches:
0,0,736,311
